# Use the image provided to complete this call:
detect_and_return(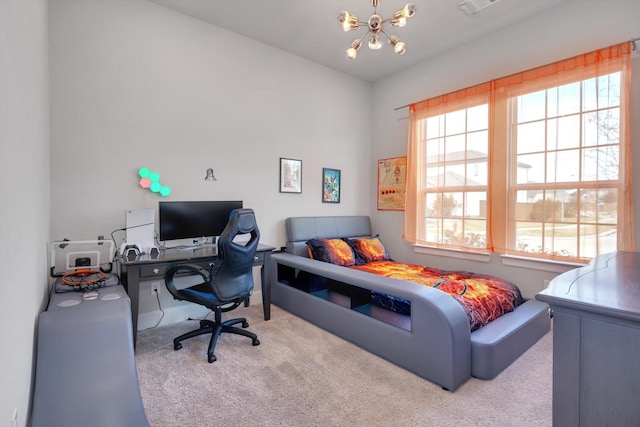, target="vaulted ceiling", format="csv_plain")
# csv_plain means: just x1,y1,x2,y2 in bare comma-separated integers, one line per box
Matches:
148,0,571,82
